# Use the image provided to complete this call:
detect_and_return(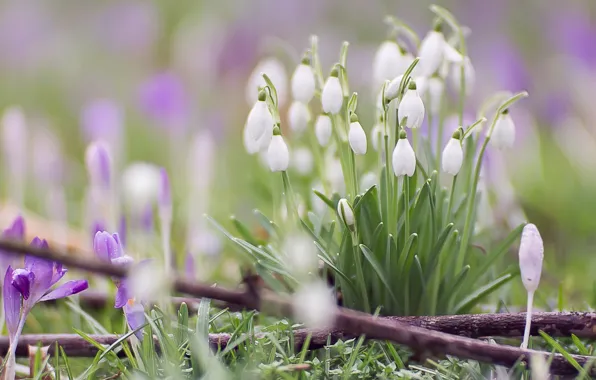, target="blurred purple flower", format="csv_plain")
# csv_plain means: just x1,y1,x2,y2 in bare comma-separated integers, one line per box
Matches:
550,10,596,68
185,252,195,279
93,231,145,339
490,38,531,92
0,216,26,278
139,72,189,132
81,99,123,144
32,127,64,187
